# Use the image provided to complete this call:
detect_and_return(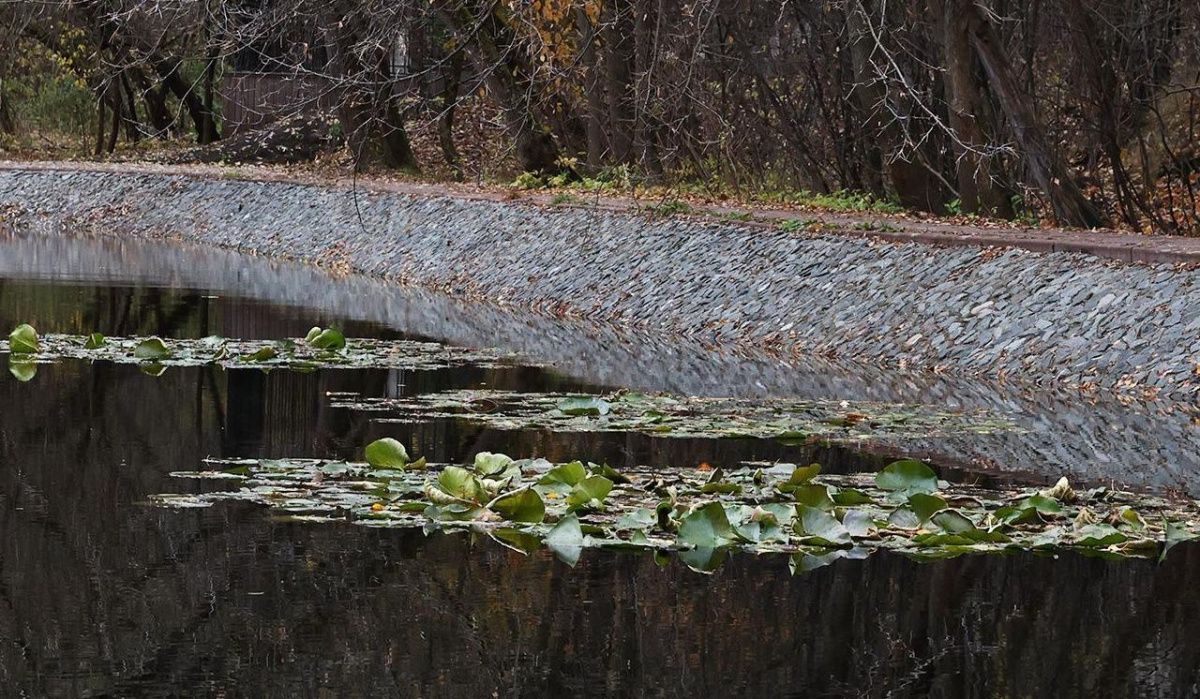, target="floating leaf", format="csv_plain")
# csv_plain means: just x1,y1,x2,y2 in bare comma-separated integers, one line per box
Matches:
778,464,821,494
790,548,869,575
538,461,587,491
364,438,409,469
677,502,736,548
908,493,948,523
433,466,487,504
307,328,346,351
8,324,39,354
1073,524,1128,548
791,484,835,510
875,460,938,494
244,345,279,362
589,462,630,484
489,487,546,523
332,388,1018,445
888,507,921,530
567,476,613,512
796,506,852,547
153,453,1200,567
83,333,106,349
557,396,612,416
833,488,873,506
133,337,171,361
775,430,809,446
733,506,787,543
425,503,486,522
616,508,656,531
843,510,876,538
1019,493,1064,515
931,509,978,534
474,452,515,477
